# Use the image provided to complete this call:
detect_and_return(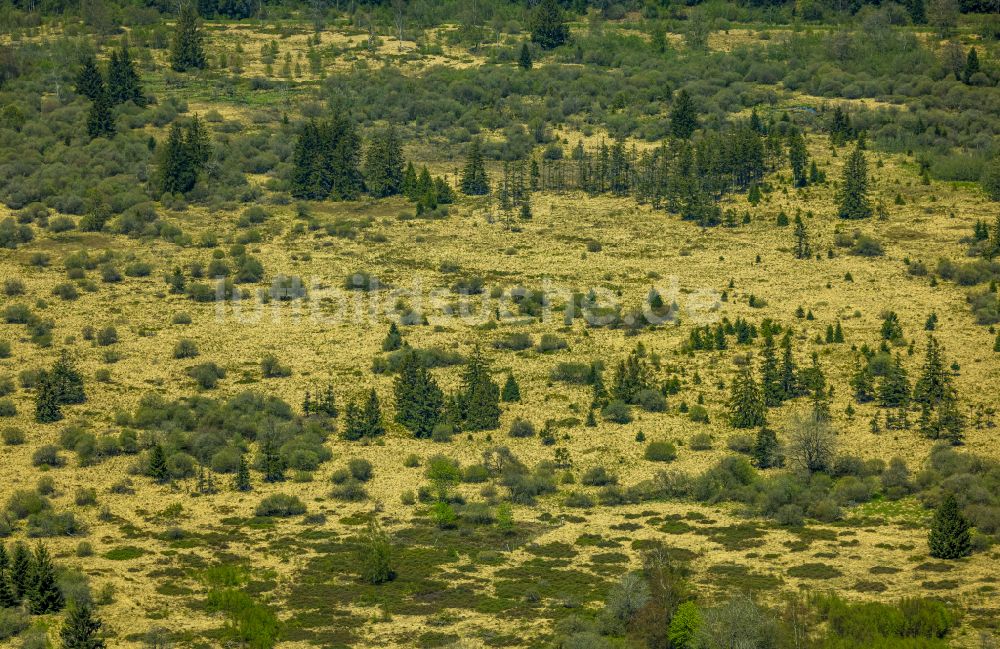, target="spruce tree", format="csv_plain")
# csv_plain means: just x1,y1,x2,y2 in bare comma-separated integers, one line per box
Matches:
878,354,911,409
728,365,767,429
913,335,951,409
670,89,698,139
234,453,251,491
86,87,116,140
787,128,809,187
501,372,521,403
107,39,145,106
963,47,979,84
35,370,63,424
148,443,169,483
850,357,875,403
460,138,490,195
779,332,798,399
0,544,16,609
51,352,86,405
928,494,971,559
159,124,191,195
342,400,365,441
751,427,783,469
394,351,443,439
75,55,105,101
60,601,106,649
170,3,207,72
760,333,783,406
459,348,501,431
27,544,64,615
402,162,418,199
291,116,363,200
837,142,872,219
793,214,811,259
363,388,385,438
259,429,285,481
9,542,31,599
364,126,405,198
529,0,569,50
382,322,403,352
518,42,532,70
